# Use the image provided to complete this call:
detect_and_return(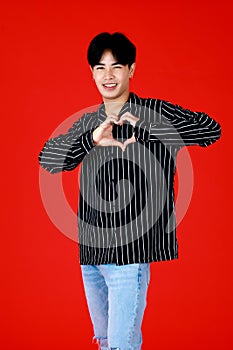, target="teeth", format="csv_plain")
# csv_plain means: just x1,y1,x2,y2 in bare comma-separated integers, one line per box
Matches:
104,83,116,87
